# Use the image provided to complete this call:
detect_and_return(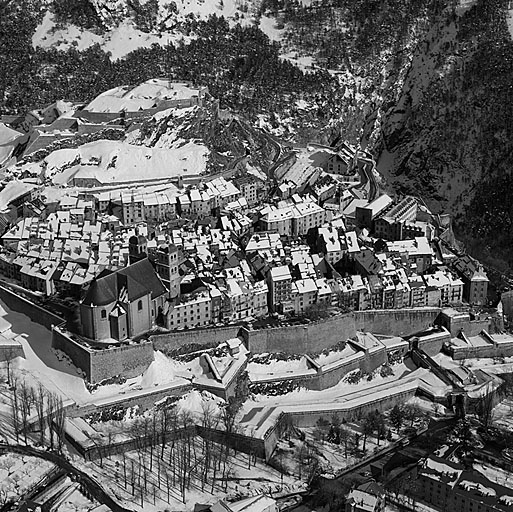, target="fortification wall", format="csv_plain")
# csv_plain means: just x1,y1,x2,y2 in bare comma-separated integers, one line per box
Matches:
317,355,364,390
197,426,266,460
287,387,417,428
242,313,356,354
52,327,91,380
447,342,513,361
67,426,197,461
416,331,451,357
72,382,192,418
151,325,241,353
250,346,387,393
195,360,248,401
0,344,25,360
354,308,441,336
89,342,154,384
0,285,64,330
52,327,154,384
362,347,388,373
435,312,501,337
